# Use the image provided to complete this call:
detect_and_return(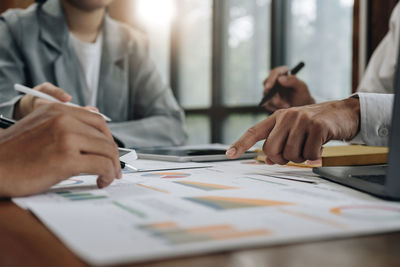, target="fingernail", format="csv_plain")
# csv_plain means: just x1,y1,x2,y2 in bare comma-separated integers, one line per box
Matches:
97,179,105,189
62,94,71,101
265,82,270,88
226,147,237,157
